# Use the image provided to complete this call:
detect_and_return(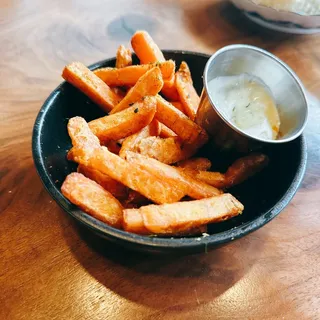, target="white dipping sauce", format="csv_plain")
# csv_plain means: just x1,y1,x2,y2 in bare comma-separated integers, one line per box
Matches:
207,74,280,140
